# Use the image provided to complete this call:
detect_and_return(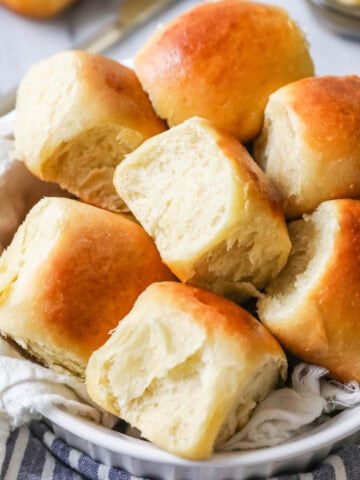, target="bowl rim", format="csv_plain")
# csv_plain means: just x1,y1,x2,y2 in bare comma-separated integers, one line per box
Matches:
41,404,360,468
